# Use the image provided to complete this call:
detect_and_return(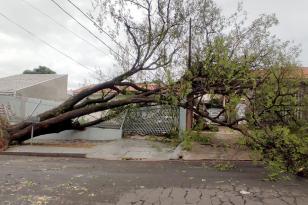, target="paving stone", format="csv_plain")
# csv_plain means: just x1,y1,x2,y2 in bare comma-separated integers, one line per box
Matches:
135,189,152,201
216,190,228,201
296,197,308,205
198,196,212,205
229,196,244,205
207,189,219,197
263,198,288,205
249,187,261,194
142,188,163,204
222,202,232,205
116,192,138,205
292,190,307,197
169,188,186,204
261,189,280,198
199,190,211,200
245,200,263,205
159,188,173,200
211,197,222,205
116,187,306,205
281,196,295,204
185,188,201,204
